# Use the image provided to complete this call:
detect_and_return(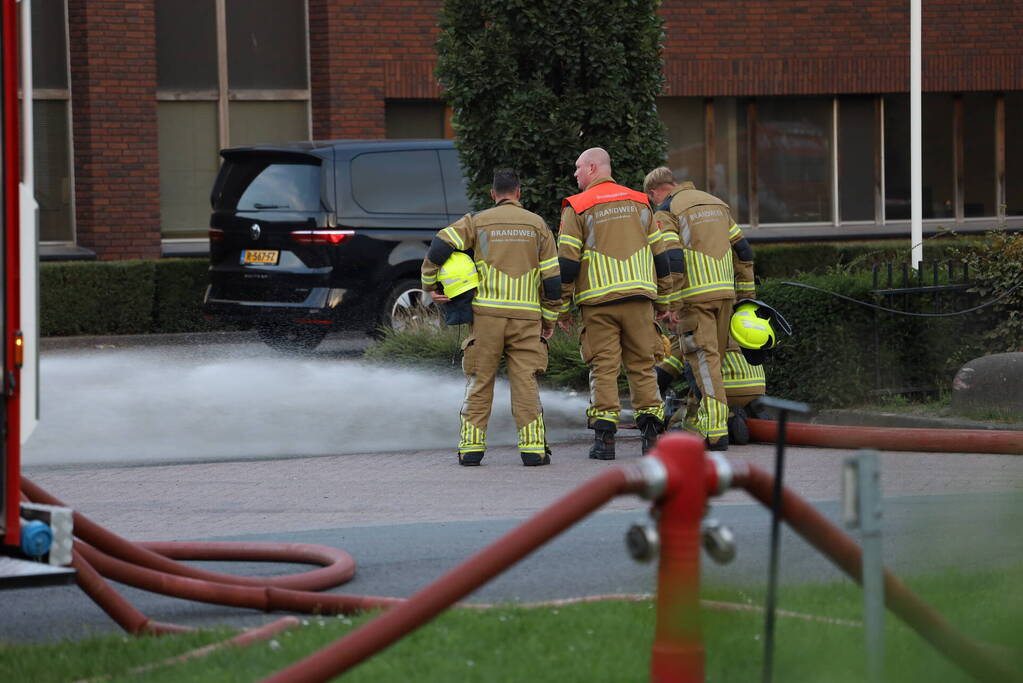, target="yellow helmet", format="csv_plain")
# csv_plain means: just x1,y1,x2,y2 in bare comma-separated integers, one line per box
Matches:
730,299,791,365
438,251,479,299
